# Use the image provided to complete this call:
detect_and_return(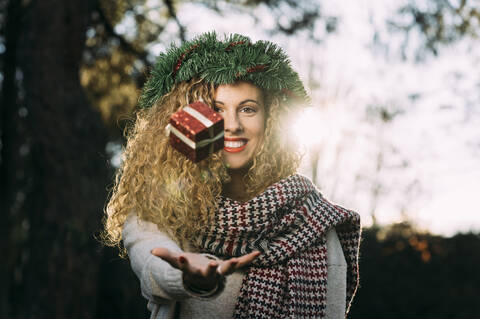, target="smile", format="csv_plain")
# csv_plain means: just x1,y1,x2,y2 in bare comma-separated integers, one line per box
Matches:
224,138,248,153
